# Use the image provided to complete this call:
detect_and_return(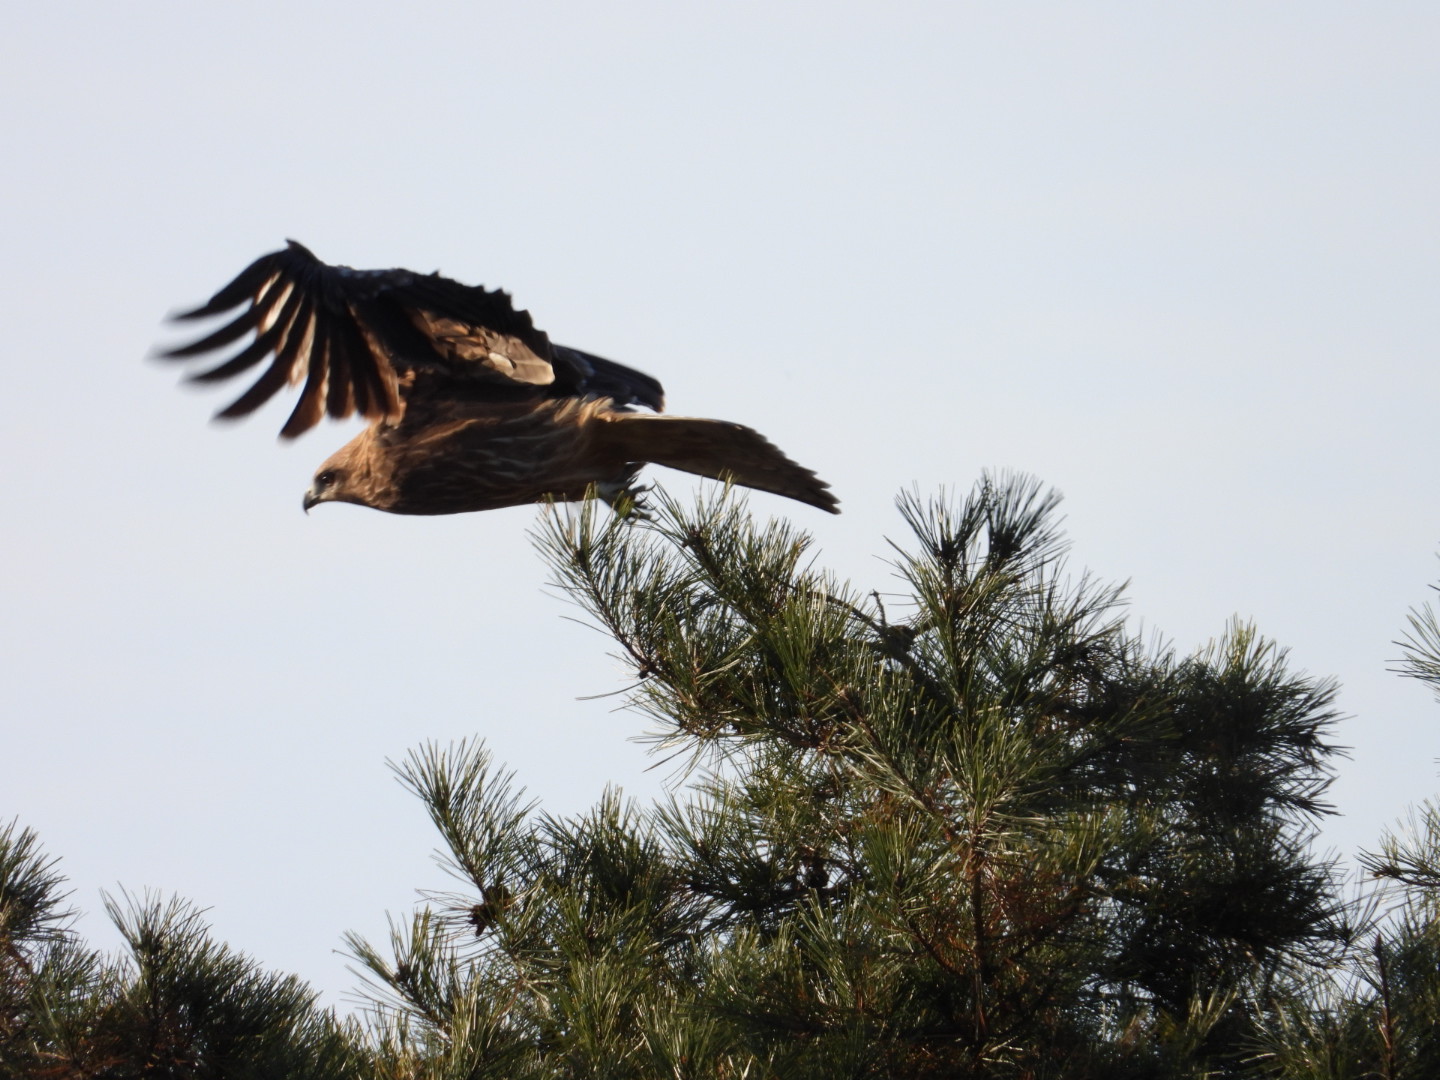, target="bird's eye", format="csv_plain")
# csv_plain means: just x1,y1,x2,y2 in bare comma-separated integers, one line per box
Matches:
316,470,338,488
